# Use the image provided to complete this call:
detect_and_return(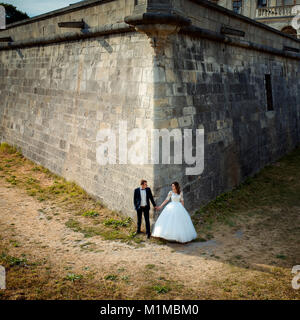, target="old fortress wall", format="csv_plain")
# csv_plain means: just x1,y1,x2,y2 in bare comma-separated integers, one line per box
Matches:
0,0,299,217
